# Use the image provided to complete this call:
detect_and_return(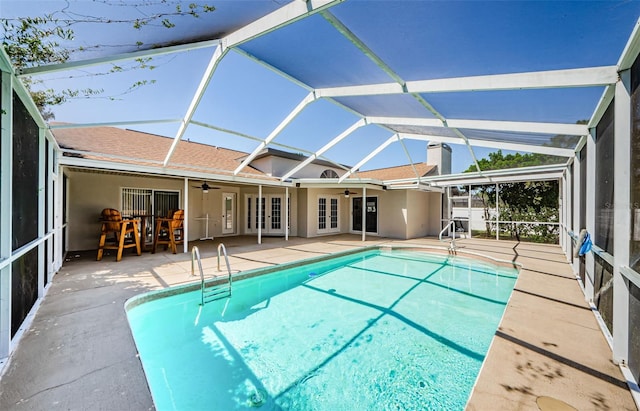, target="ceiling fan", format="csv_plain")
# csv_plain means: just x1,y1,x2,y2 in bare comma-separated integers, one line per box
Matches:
339,189,358,198
192,182,219,193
